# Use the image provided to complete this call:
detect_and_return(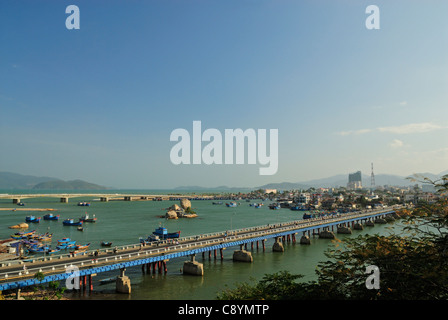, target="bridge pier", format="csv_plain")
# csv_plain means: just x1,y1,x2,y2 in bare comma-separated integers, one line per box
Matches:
337,225,352,234
60,197,69,203
233,249,253,262
353,222,364,230
12,198,21,204
272,237,284,252
100,197,109,202
183,254,204,276
116,268,131,294
319,228,335,239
